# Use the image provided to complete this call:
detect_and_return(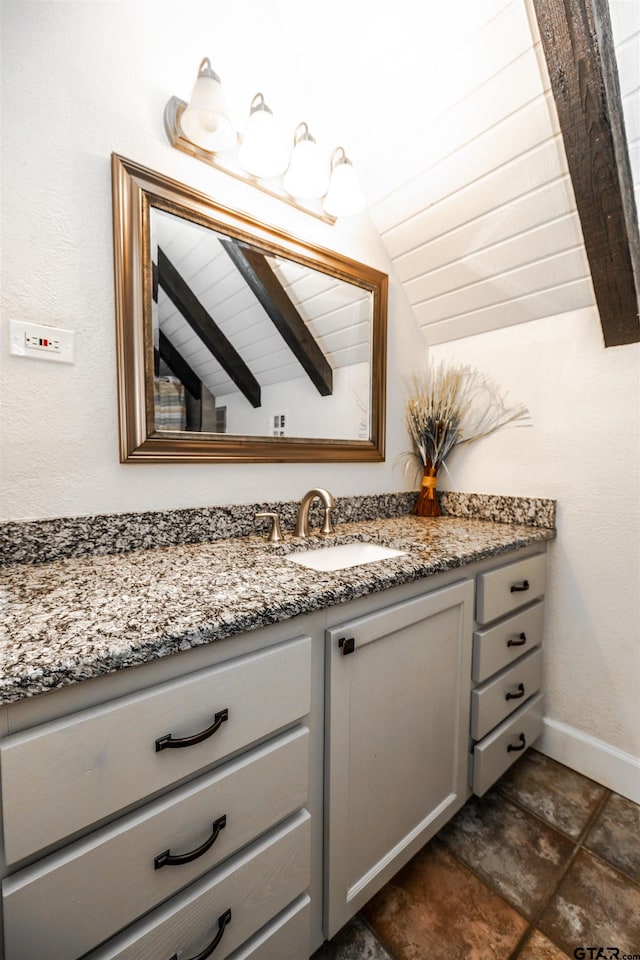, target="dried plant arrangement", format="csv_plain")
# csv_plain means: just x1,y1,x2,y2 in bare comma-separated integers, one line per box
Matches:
405,361,531,516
